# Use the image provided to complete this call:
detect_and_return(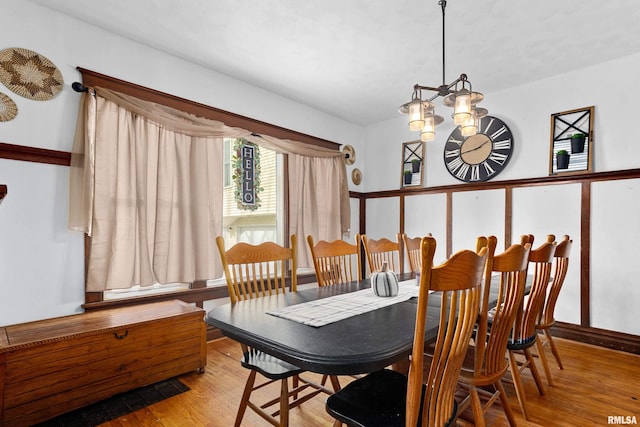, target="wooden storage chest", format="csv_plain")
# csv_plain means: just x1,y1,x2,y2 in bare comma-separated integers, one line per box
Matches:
0,299,206,426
